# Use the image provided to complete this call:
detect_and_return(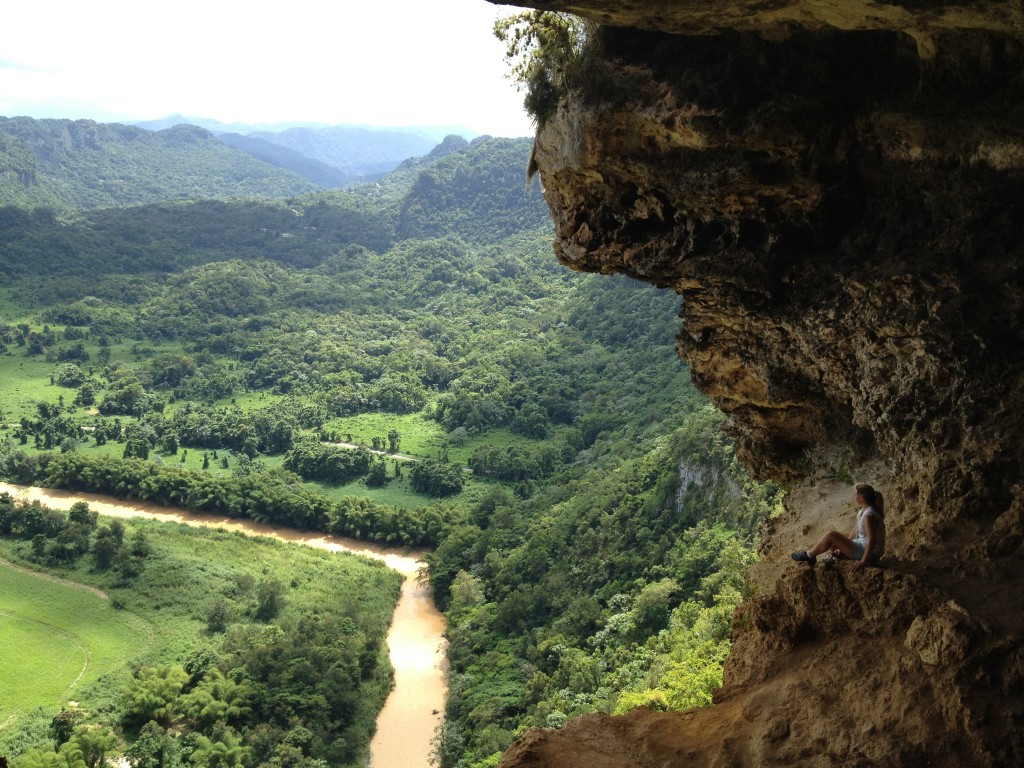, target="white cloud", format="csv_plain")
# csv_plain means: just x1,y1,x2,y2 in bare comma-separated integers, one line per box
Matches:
0,0,534,136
